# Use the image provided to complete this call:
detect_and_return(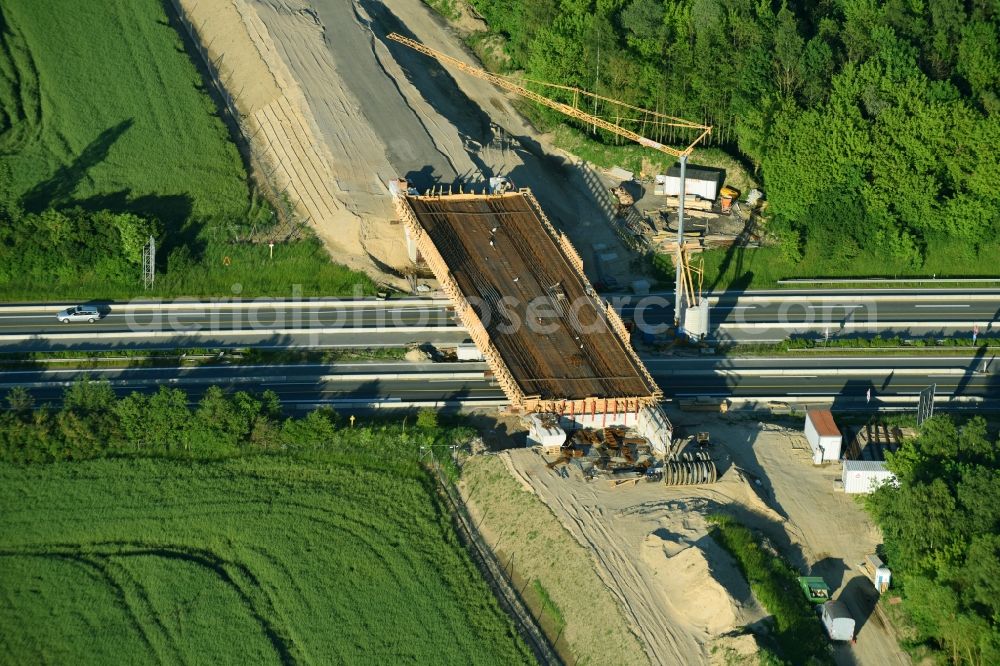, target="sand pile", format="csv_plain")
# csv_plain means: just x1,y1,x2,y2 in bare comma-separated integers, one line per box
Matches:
708,634,760,665
641,533,738,636
404,348,430,362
